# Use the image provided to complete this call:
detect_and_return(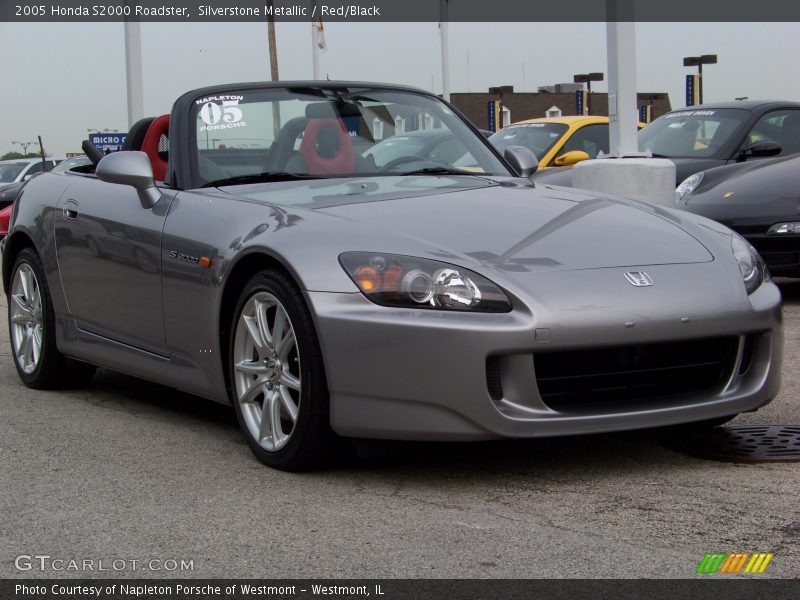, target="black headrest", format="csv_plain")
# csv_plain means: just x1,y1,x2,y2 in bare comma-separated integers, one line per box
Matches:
81,140,104,166
122,117,156,151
